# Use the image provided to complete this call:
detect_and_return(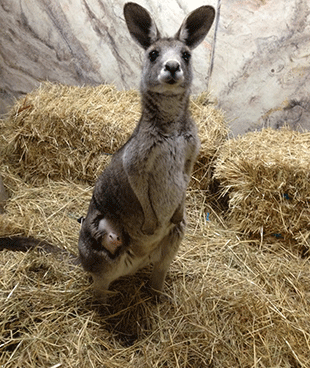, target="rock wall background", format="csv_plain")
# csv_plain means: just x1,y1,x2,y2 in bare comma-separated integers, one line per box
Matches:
1,0,309,135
